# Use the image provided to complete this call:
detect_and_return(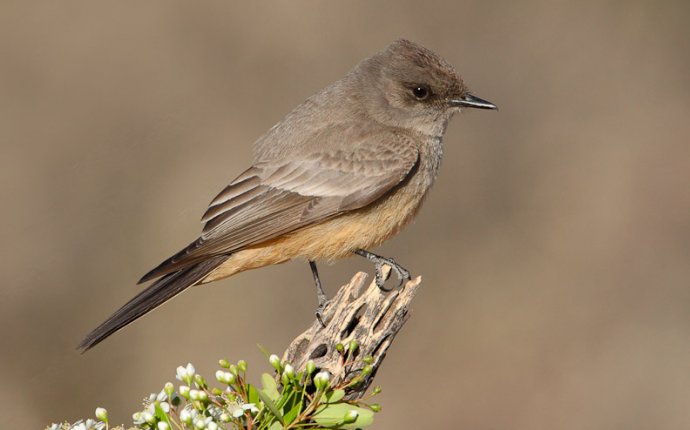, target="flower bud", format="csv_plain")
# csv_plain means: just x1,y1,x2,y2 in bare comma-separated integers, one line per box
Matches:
95,407,108,422
348,340,359,354
347,376,362,388
361,365,372,376
283,364,295,379
305,360,316,375
189,389,202,400
176,363,195,385
194,374,206,388
370,403,382,412
179,385,191,398
363,355,374,365
343,409,359,424
157,422,170,430
164,382,174,398
335,343,345,354
216,370,235,385
269,354,281,371
237,360,247,373
372,385,382,395
219,359,230,368
313,371,330,390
